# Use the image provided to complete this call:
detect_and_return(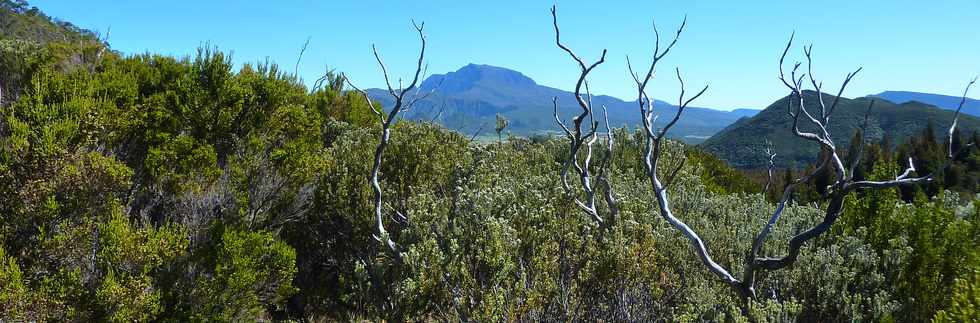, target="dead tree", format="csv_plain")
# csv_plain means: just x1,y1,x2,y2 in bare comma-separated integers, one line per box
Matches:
623,15,727,286
551,5,618,225
625,25,978,301
346,20,436,257
762,139,777,194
